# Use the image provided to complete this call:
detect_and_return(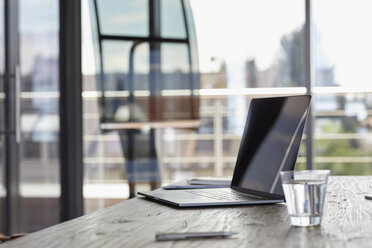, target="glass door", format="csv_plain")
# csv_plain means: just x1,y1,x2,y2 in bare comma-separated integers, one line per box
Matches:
0,0,61,234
